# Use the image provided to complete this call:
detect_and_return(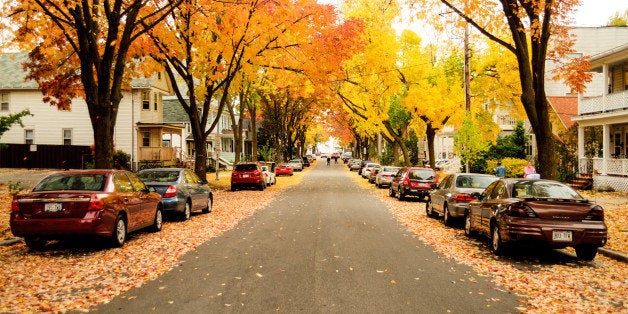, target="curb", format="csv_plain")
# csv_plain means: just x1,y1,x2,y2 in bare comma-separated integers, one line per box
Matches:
599,247,628,263
0,238,22,246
